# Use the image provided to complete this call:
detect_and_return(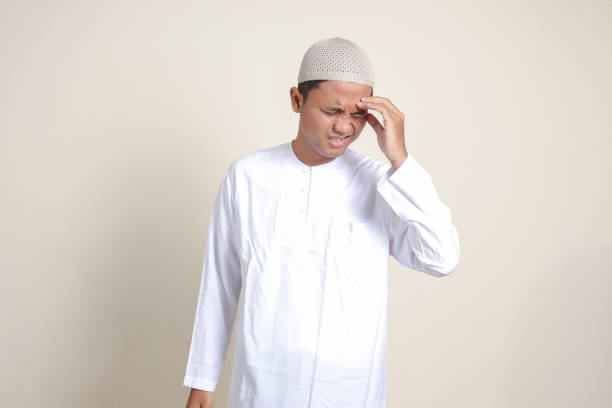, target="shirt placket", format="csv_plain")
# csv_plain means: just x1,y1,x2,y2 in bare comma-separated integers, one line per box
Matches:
306,169,348,407
298,166,312,224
